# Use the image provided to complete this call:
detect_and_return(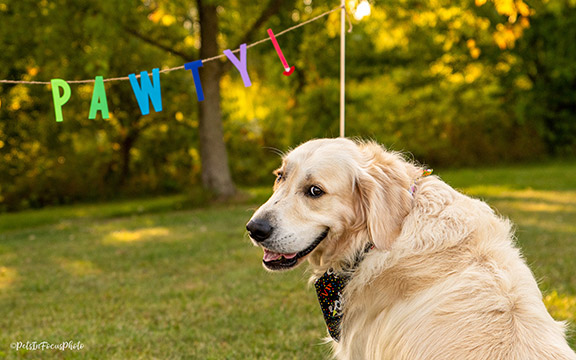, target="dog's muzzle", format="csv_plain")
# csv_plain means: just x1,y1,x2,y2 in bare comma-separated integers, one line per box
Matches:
246,220,329,271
